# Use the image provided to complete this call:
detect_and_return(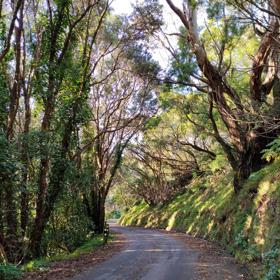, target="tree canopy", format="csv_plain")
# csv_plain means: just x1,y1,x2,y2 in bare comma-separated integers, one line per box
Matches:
0,1,280,277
